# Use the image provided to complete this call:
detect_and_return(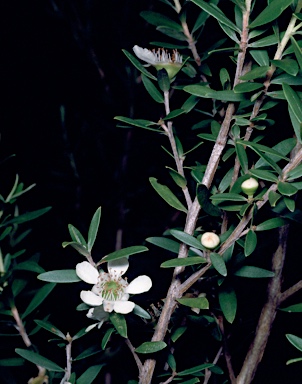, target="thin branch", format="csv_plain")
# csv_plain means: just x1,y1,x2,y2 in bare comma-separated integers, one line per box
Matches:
126,338,143,373
279,280,302,304
236,225,289,384
217,316,236,384
60,333,72,384
203,346,223,384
